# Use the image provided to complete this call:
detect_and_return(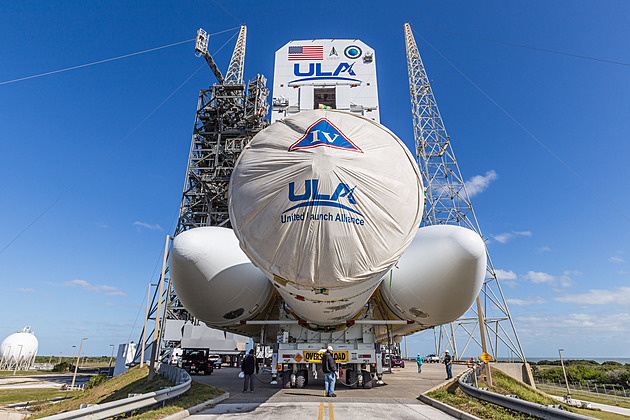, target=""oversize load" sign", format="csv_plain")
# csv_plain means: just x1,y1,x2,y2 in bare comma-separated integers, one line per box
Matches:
303,351,349,363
